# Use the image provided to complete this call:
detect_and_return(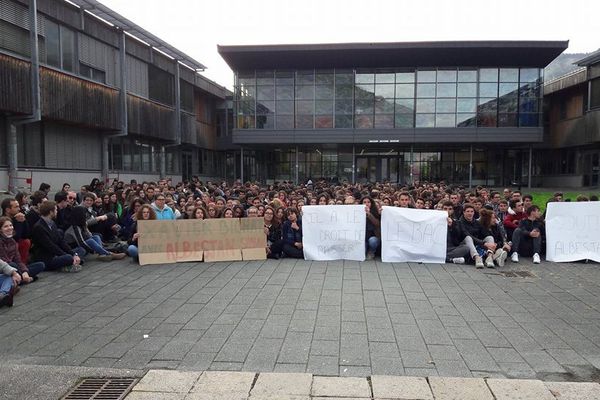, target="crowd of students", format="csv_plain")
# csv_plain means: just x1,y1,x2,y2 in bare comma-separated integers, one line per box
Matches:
0,176,596,308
